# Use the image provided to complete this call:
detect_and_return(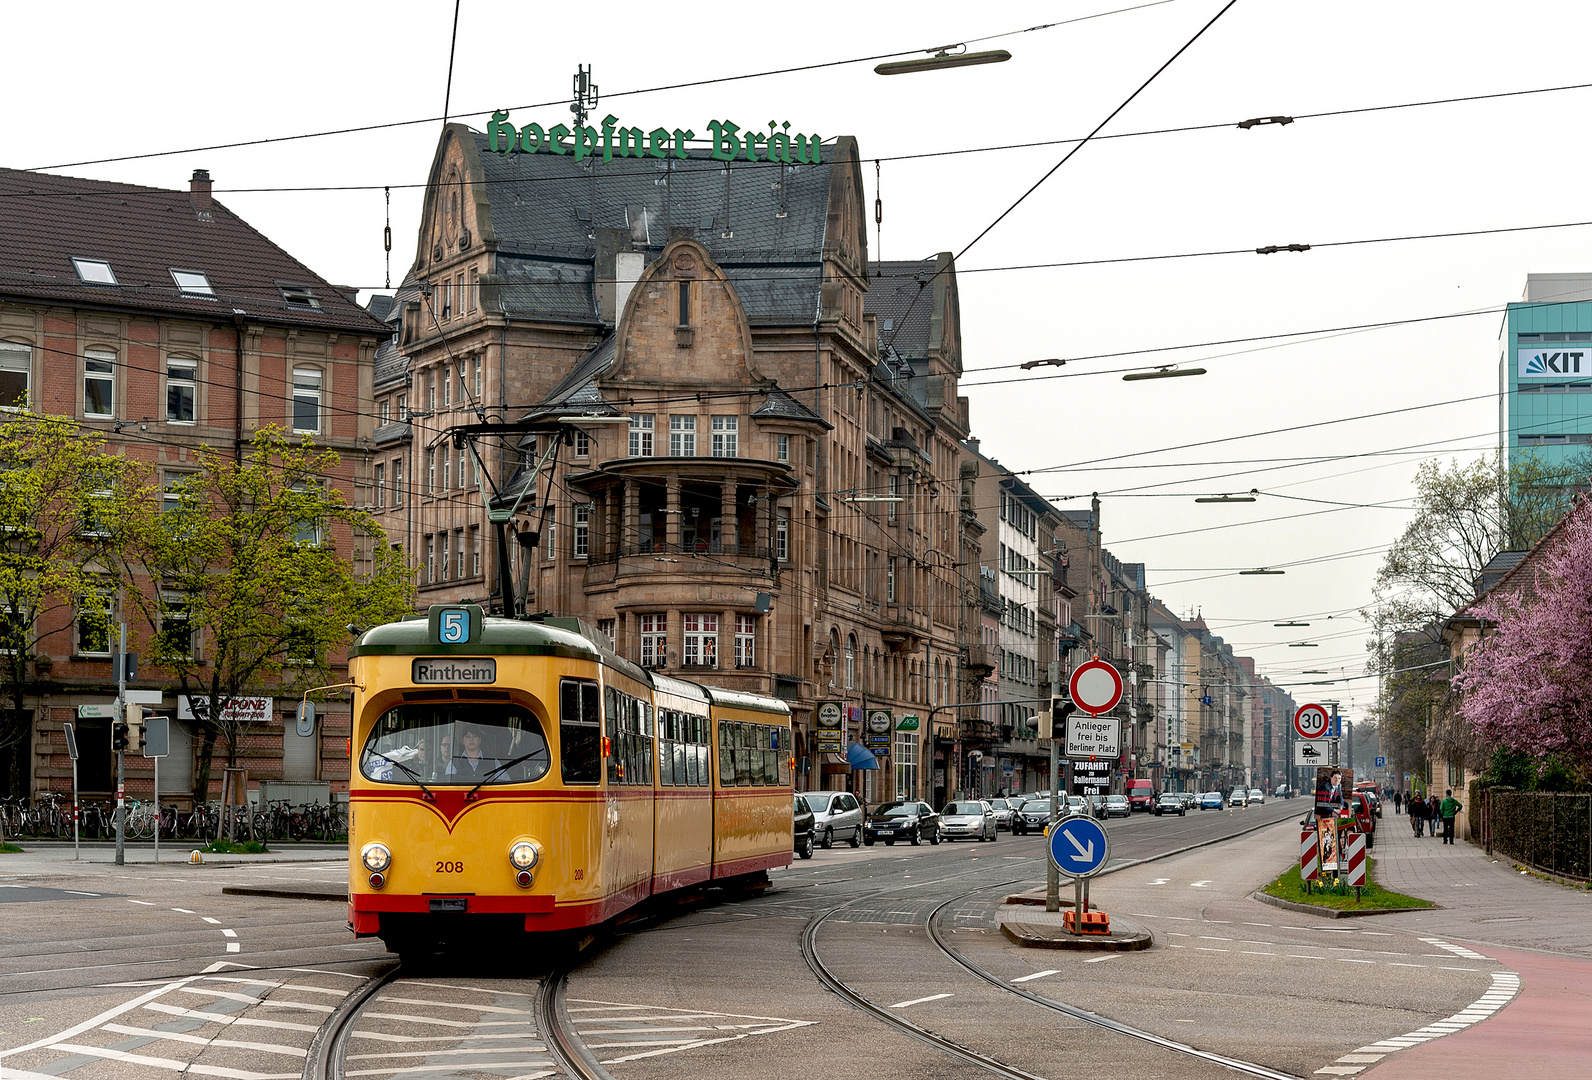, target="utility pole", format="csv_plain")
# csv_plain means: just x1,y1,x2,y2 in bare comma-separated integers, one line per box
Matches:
114,619,126,866
1045,659,1062,913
